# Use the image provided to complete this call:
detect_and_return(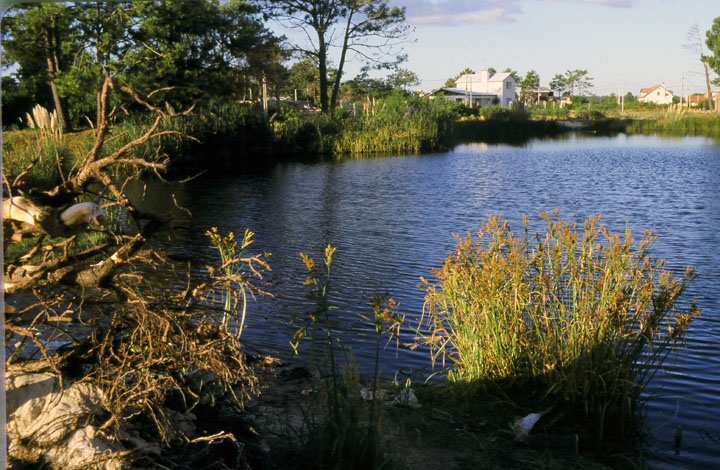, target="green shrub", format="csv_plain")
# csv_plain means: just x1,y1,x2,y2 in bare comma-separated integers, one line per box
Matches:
421,212,699,446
